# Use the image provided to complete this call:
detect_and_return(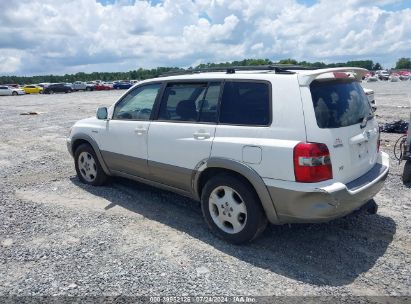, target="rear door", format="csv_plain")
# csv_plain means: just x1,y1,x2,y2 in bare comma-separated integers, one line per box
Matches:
301,77,379,183
147,81,221,191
